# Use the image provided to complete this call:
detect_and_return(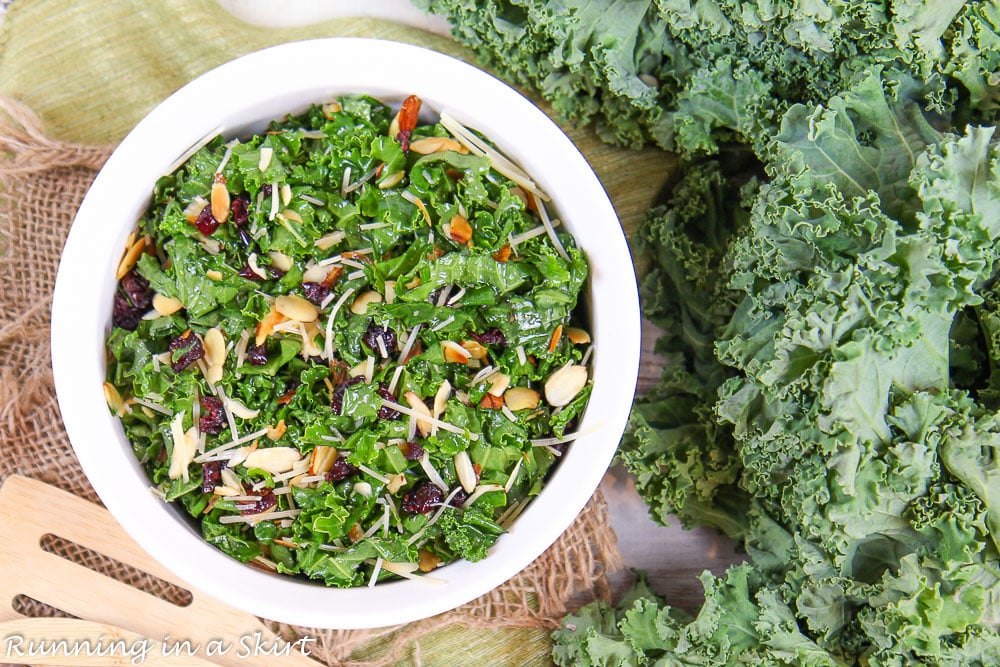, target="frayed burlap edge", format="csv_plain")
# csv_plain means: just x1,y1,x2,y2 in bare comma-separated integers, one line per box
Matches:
0,97,625,666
